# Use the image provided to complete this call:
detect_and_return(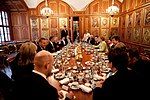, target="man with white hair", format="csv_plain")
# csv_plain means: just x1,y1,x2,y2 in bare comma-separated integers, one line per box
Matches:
82,30,91,42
